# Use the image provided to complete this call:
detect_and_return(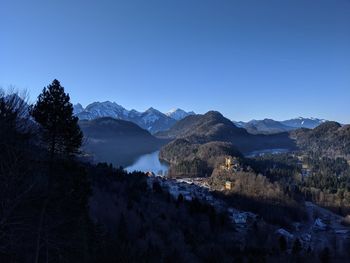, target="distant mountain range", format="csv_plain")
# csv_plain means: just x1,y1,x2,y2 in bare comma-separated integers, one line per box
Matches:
74,101,330,136
74,101,194,134
234,117,327,134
